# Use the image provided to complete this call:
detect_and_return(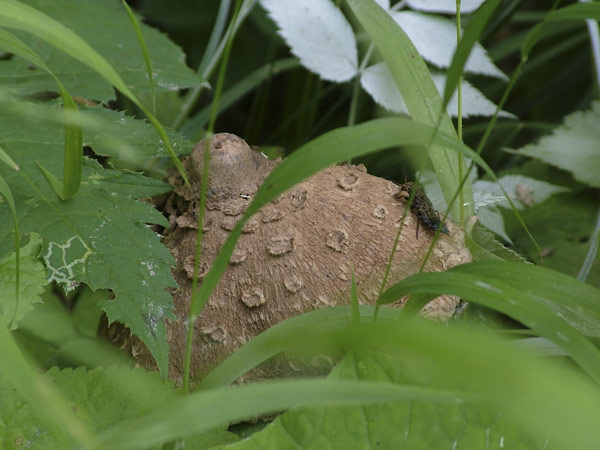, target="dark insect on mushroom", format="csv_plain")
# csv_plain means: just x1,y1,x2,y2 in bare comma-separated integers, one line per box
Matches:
394,182,449,238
